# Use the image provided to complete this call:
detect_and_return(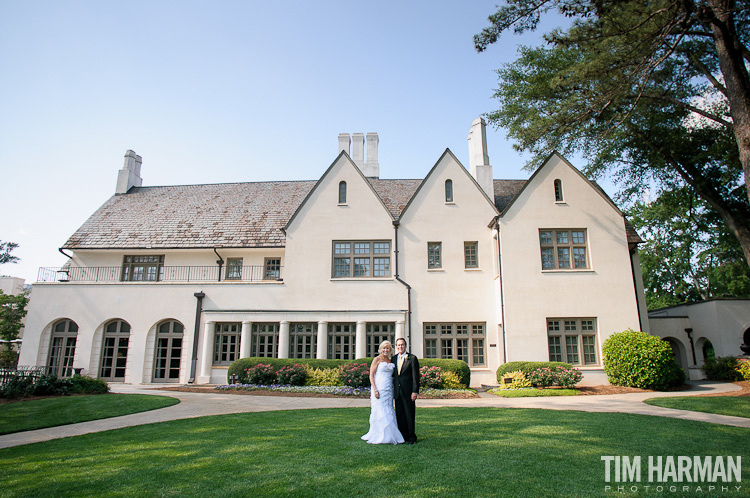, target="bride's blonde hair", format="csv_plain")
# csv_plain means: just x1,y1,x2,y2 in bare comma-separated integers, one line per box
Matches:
378,340,393,355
